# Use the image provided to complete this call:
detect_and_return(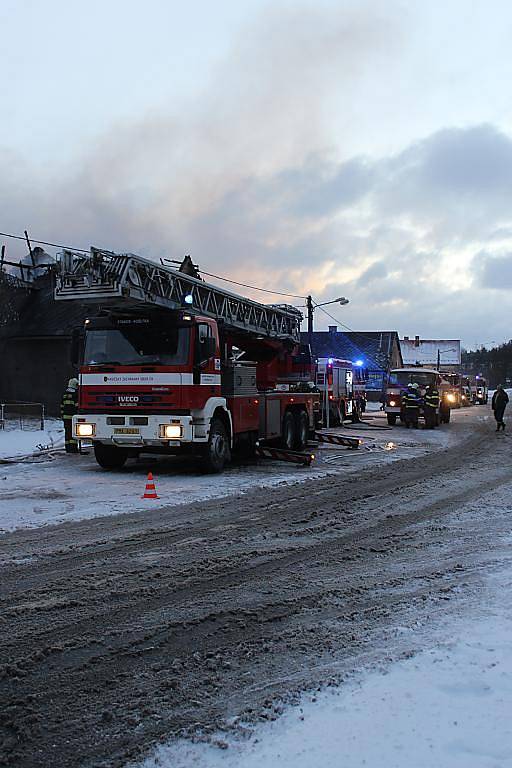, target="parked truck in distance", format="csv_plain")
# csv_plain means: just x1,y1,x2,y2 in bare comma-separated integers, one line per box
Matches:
473,376,488,405
315,357,366,426
385,367,454,426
